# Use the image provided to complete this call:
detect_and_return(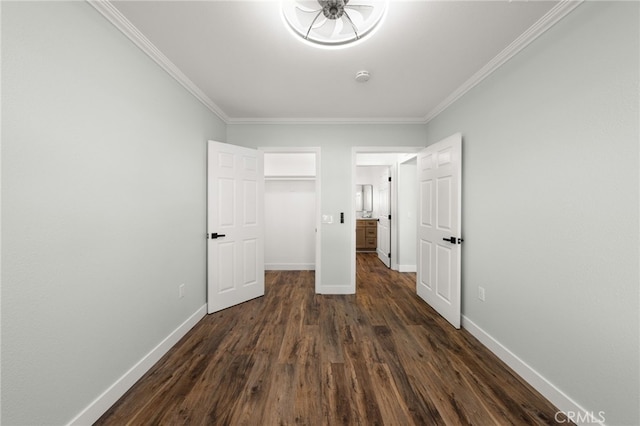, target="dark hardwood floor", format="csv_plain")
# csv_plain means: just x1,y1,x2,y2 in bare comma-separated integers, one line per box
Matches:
96,253,563,425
